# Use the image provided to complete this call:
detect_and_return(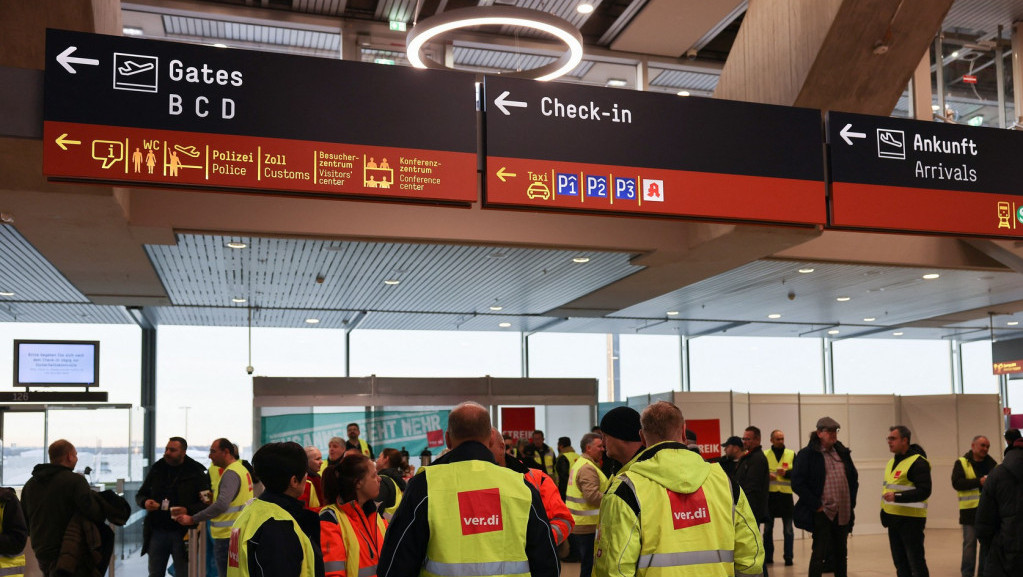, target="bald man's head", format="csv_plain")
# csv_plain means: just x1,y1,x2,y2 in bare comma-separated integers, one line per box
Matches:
446,401,492,448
